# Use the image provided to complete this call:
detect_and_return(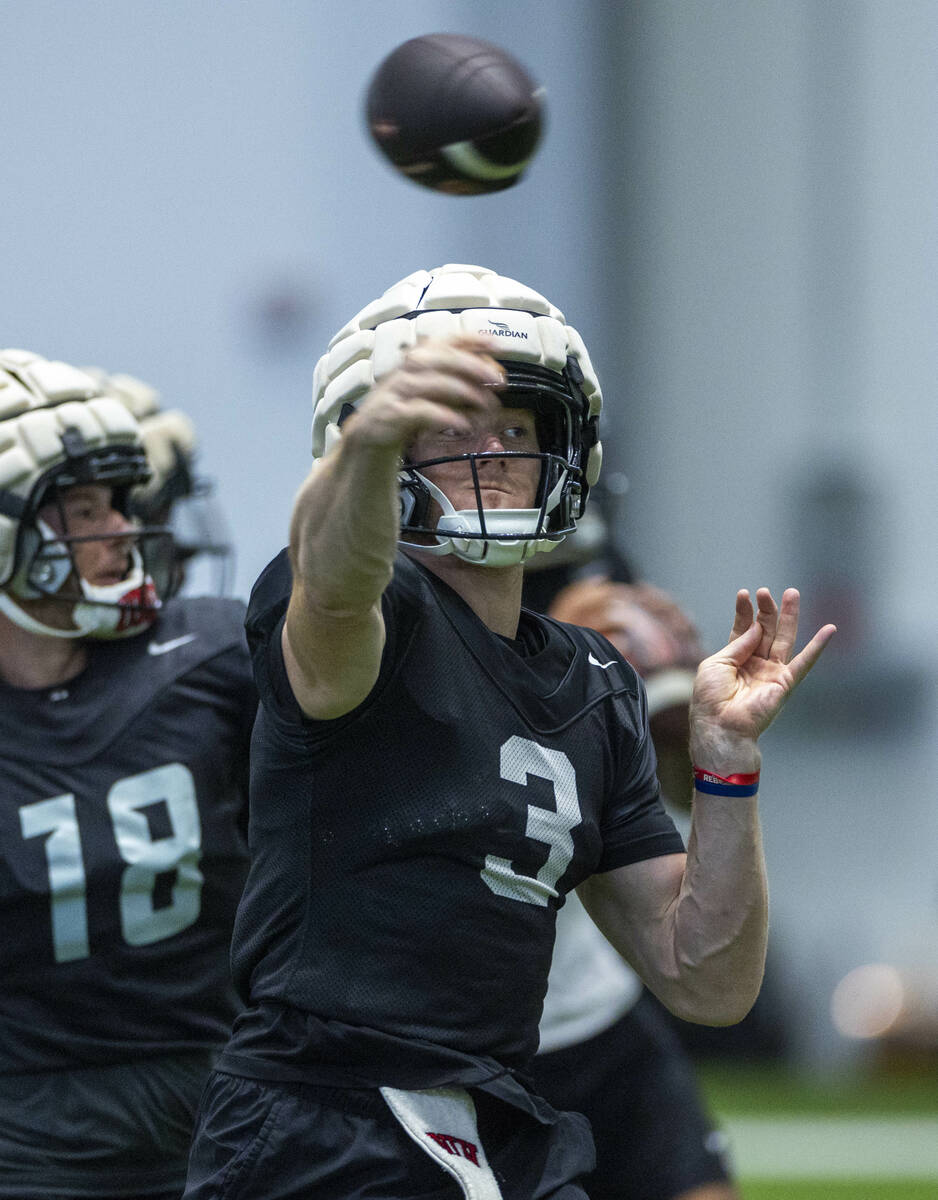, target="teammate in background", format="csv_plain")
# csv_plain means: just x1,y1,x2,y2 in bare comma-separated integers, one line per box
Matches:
184,264,835,1200
531,577,738,1200
81,367,236,597
0,351,255,1200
